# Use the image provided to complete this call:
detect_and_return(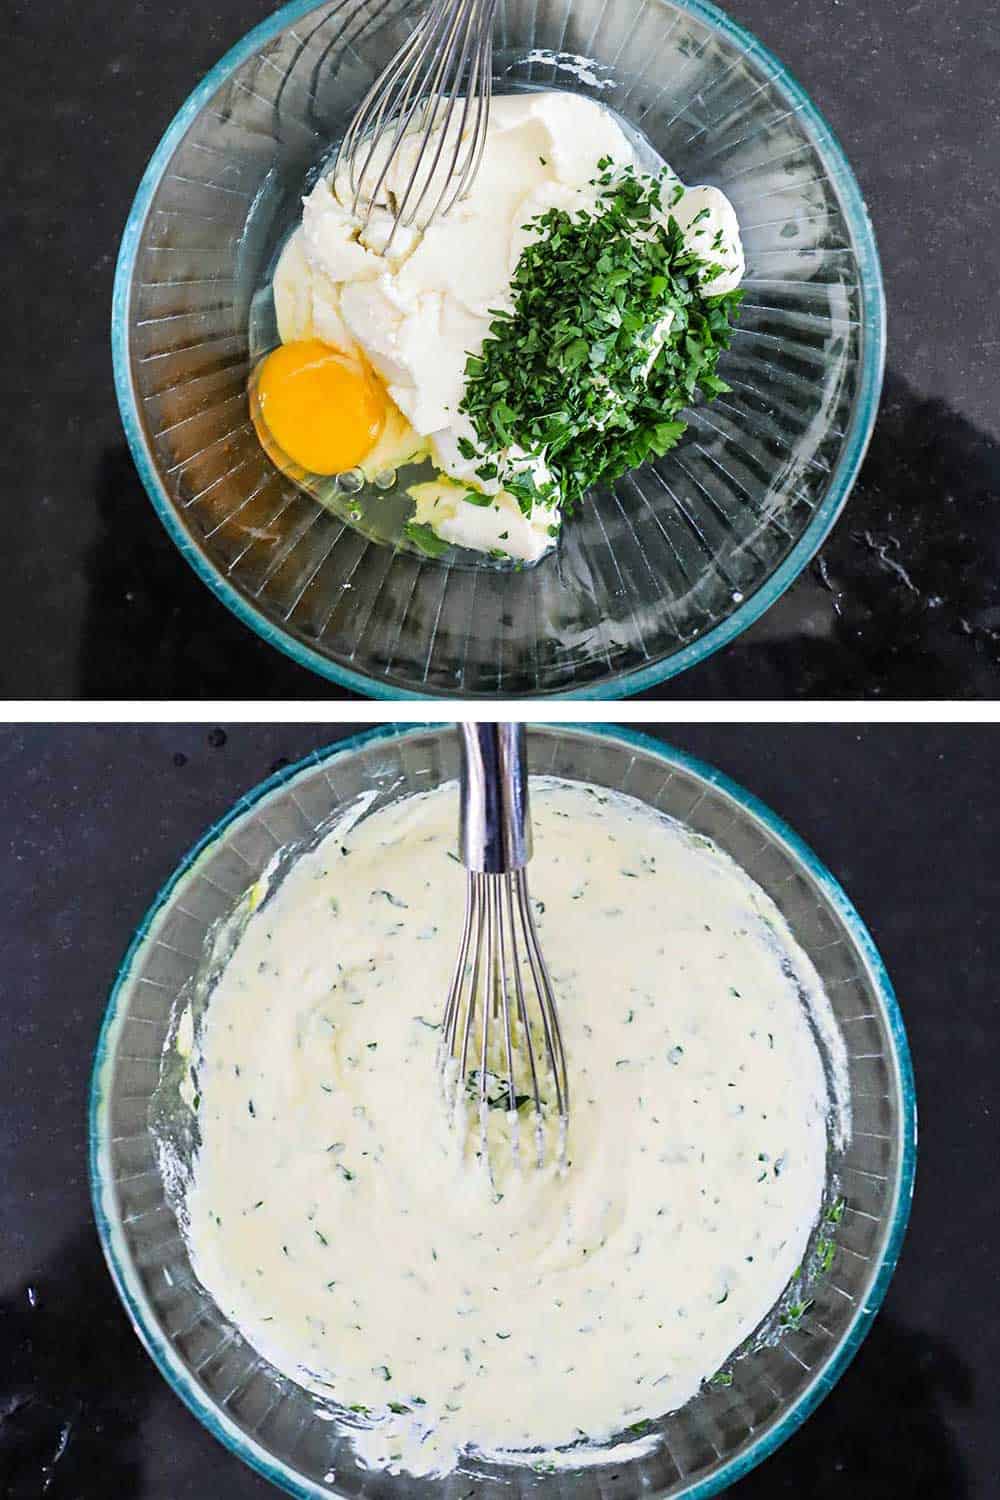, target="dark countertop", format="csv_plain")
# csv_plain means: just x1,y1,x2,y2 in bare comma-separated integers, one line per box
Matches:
4,0,1000,700
1,723,997,1496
